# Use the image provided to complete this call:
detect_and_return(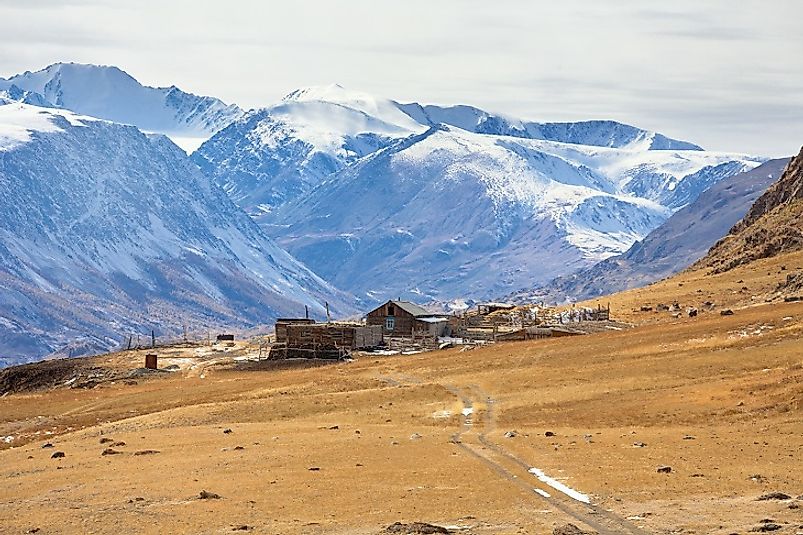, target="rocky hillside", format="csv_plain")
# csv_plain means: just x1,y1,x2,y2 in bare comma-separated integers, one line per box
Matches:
699,146,803,273
507,158,790,303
